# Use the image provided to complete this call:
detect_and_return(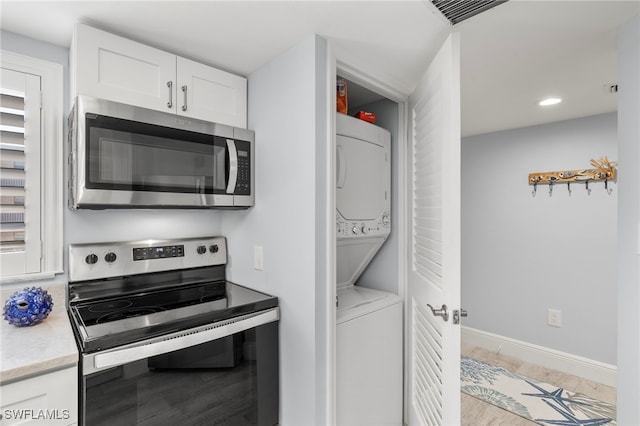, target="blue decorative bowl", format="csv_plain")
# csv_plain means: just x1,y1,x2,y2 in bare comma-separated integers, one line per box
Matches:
3,287,53,327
